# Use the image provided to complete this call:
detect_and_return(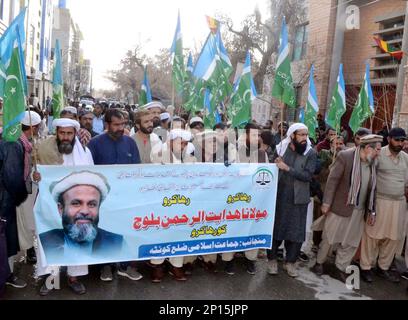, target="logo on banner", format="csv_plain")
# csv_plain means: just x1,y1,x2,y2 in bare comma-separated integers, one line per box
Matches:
253,168,273,189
